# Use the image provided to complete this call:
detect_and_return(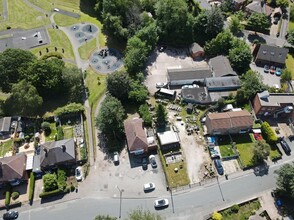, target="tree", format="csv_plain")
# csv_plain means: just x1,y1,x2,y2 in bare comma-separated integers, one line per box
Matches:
136,21,158,52
62,66,84,103
3,80,43,117
96,95,125,143
204,30,234,57
155,0,194,44
229,15,244,35
26,58,64,99
286,29,294,45
106,70,131,102
124,36,149,74
220,0,234,13
94,215,116,220
54,103,84,117
194,7,224,44
0,49,36,93
281,68,292,83
128,80,149,103
261,121,278,145
156,103,167,127
228,40,252,73
128,207,163,220
247,12,270,33
276,0,289,8
43,173,58,192
253,139,270,162
240,70,267,100
139,104,152,126
212,212,223,220
41,122,51,136
274,163,294,199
